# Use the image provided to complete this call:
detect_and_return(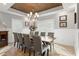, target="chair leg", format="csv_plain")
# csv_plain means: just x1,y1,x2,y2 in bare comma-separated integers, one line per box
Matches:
22,46,23,51
21,45,23,51
24,47,26,53
19,45,20,49
33,51,35,56
50,43,53,51
47,49,49,56
42,51,46,56
14,42,16,47
29,50,31,56
17,43,19,48
53,43,54,55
